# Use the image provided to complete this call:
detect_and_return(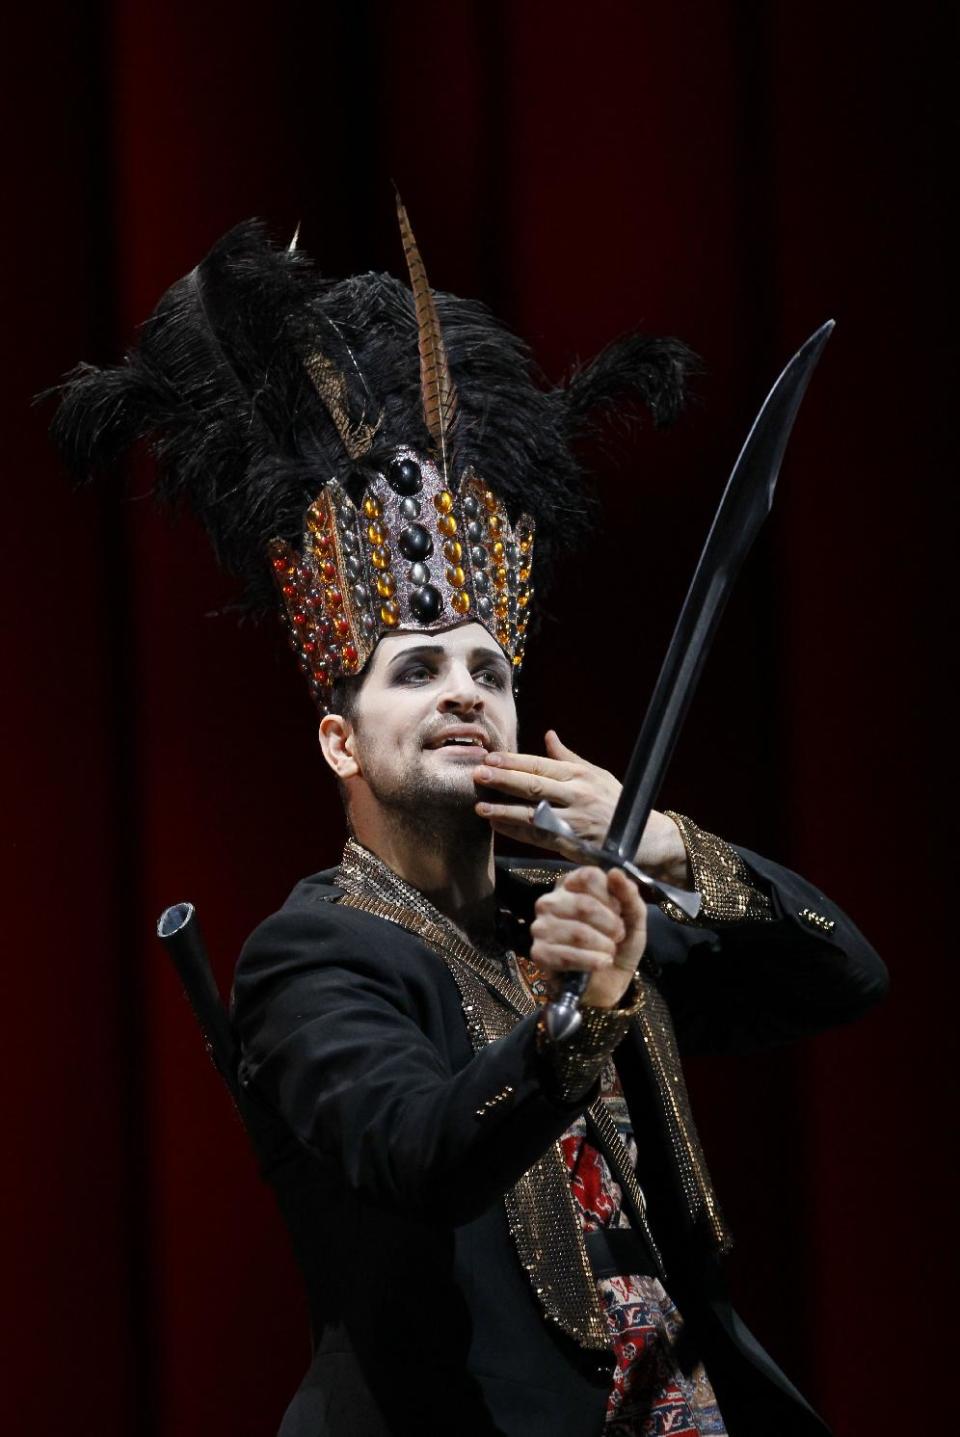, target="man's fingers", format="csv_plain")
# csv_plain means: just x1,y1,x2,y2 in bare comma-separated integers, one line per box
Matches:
473,764,569,804
544,729,582,763
536,886,625,941
529,943,614,973
477,749,579,782
532,900,624,948
561,865,613,901
530,915,620,956
607,866,642,927
475,801,537,824
478,807,549,845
